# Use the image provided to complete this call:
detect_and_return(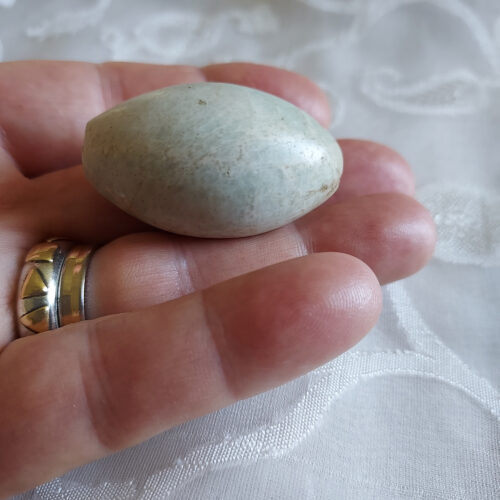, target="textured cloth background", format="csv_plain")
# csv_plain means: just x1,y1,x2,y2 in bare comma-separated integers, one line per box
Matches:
1,0,499,498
